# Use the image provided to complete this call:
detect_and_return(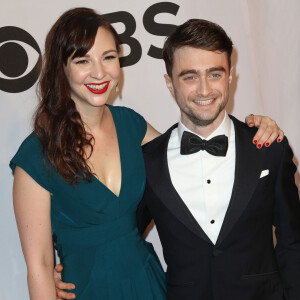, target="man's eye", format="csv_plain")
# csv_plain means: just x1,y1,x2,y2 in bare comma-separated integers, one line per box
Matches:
184,75,196,80
210,73,221,78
